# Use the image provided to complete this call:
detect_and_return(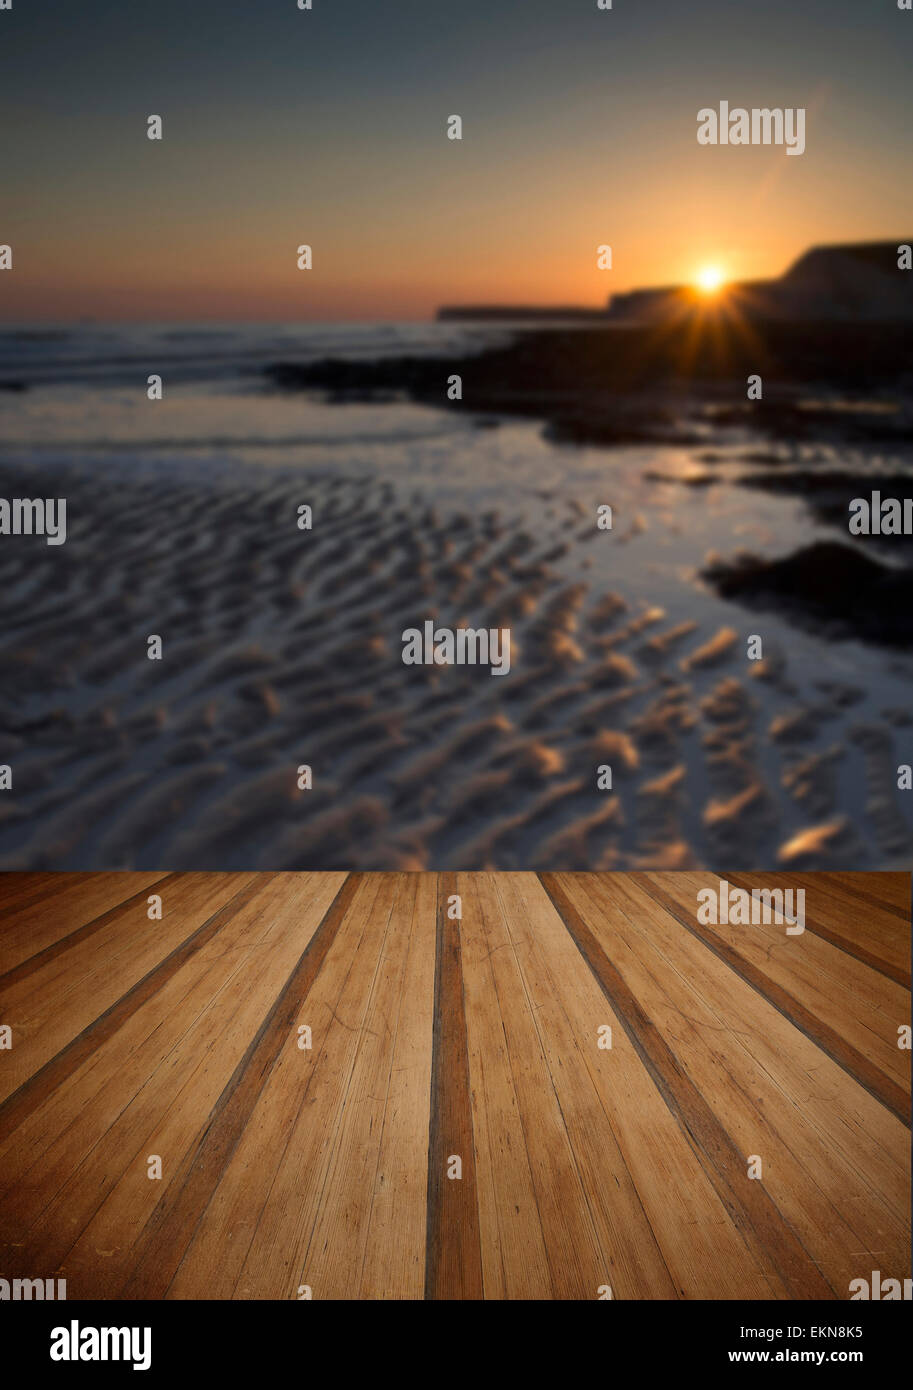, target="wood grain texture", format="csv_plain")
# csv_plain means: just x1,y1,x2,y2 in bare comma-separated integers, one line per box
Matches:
636,871,910,1122
547,874,909,1295
0,872,169,976
717,870,910,985
425,873,483,1299
0,870,908,1300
